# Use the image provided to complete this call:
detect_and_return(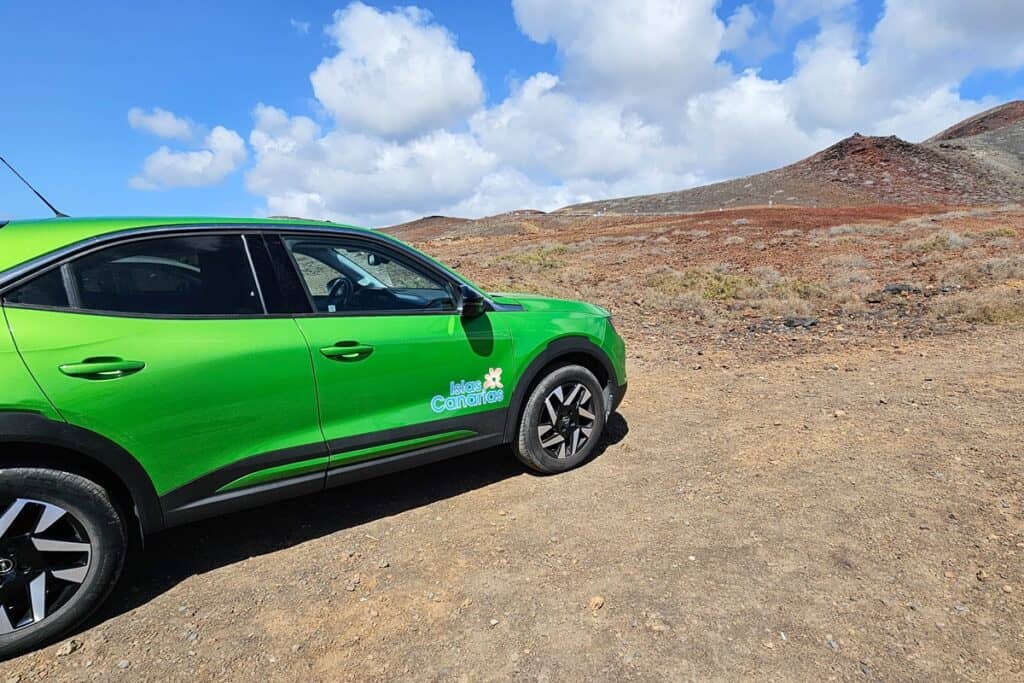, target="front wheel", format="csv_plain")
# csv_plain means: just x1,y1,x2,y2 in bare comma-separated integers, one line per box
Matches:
0,468,126,660
514,364,607,474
